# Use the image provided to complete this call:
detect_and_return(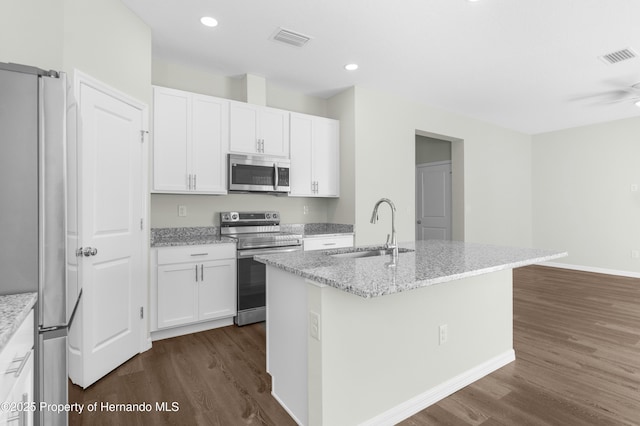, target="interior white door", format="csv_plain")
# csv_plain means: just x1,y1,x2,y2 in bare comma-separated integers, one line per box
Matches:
416,161,452,240
78,80,145,387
